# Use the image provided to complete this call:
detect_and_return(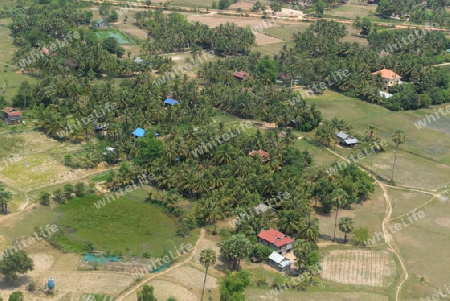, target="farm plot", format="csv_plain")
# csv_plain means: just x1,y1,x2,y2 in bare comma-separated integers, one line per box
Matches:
167,265,218,289
321,250,396,287
146,280,198,301
246,289,389,301
0,152,76,189
32,271,134,296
